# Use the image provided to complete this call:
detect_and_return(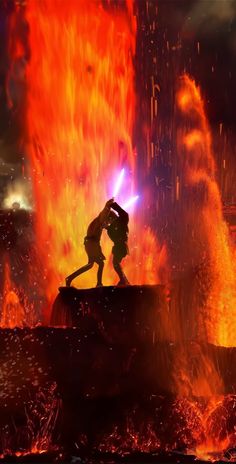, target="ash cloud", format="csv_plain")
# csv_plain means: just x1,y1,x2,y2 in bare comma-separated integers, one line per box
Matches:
182,0,236,40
